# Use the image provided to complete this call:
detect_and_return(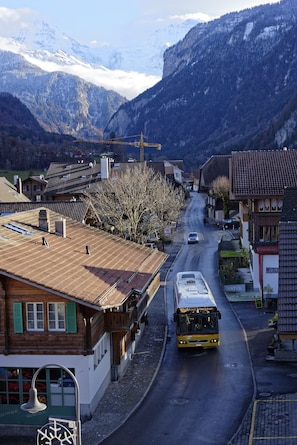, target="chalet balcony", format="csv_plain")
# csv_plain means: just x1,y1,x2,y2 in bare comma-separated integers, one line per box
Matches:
250,212,280,247
105,294,149,332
